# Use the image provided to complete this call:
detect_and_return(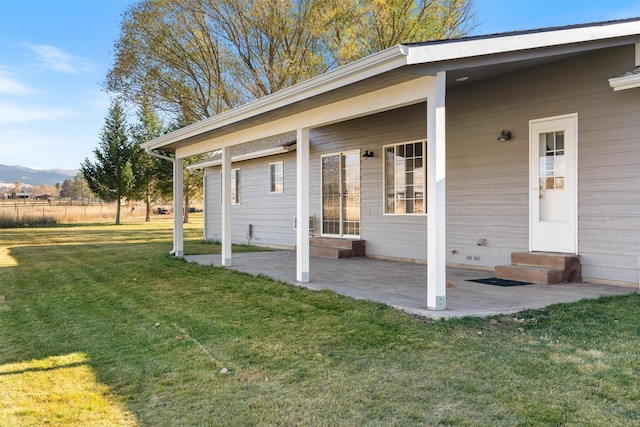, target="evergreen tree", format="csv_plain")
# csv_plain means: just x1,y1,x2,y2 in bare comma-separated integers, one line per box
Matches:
130,101,170,222
81,100,136,225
